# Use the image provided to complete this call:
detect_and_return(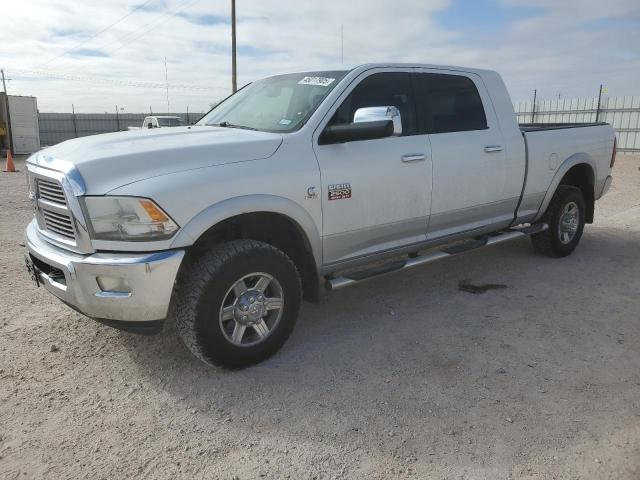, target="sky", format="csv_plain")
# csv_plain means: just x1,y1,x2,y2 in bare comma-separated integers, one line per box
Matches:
1,0,639,113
